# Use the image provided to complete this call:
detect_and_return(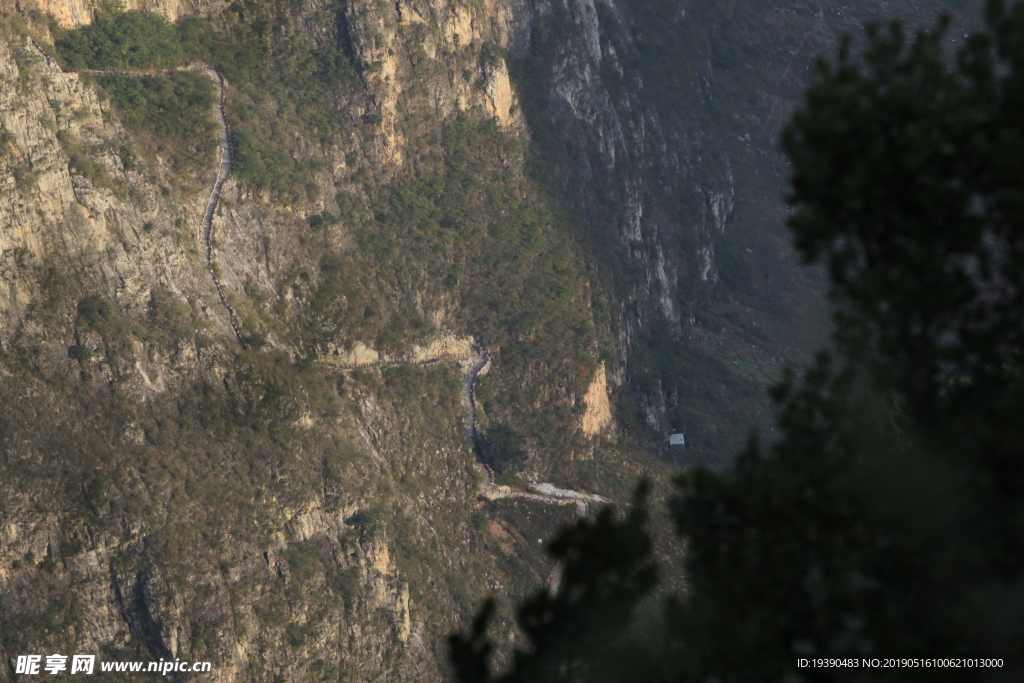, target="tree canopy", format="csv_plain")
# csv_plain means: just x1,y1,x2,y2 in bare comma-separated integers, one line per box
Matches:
54,9,185,70
451,1,1024,680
